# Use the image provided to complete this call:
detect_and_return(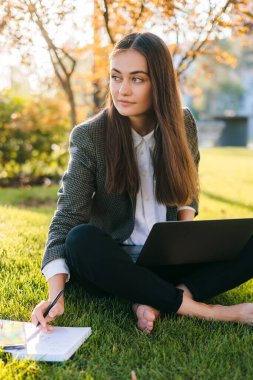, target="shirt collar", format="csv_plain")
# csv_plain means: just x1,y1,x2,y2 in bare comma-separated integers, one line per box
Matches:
131,126,157,149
